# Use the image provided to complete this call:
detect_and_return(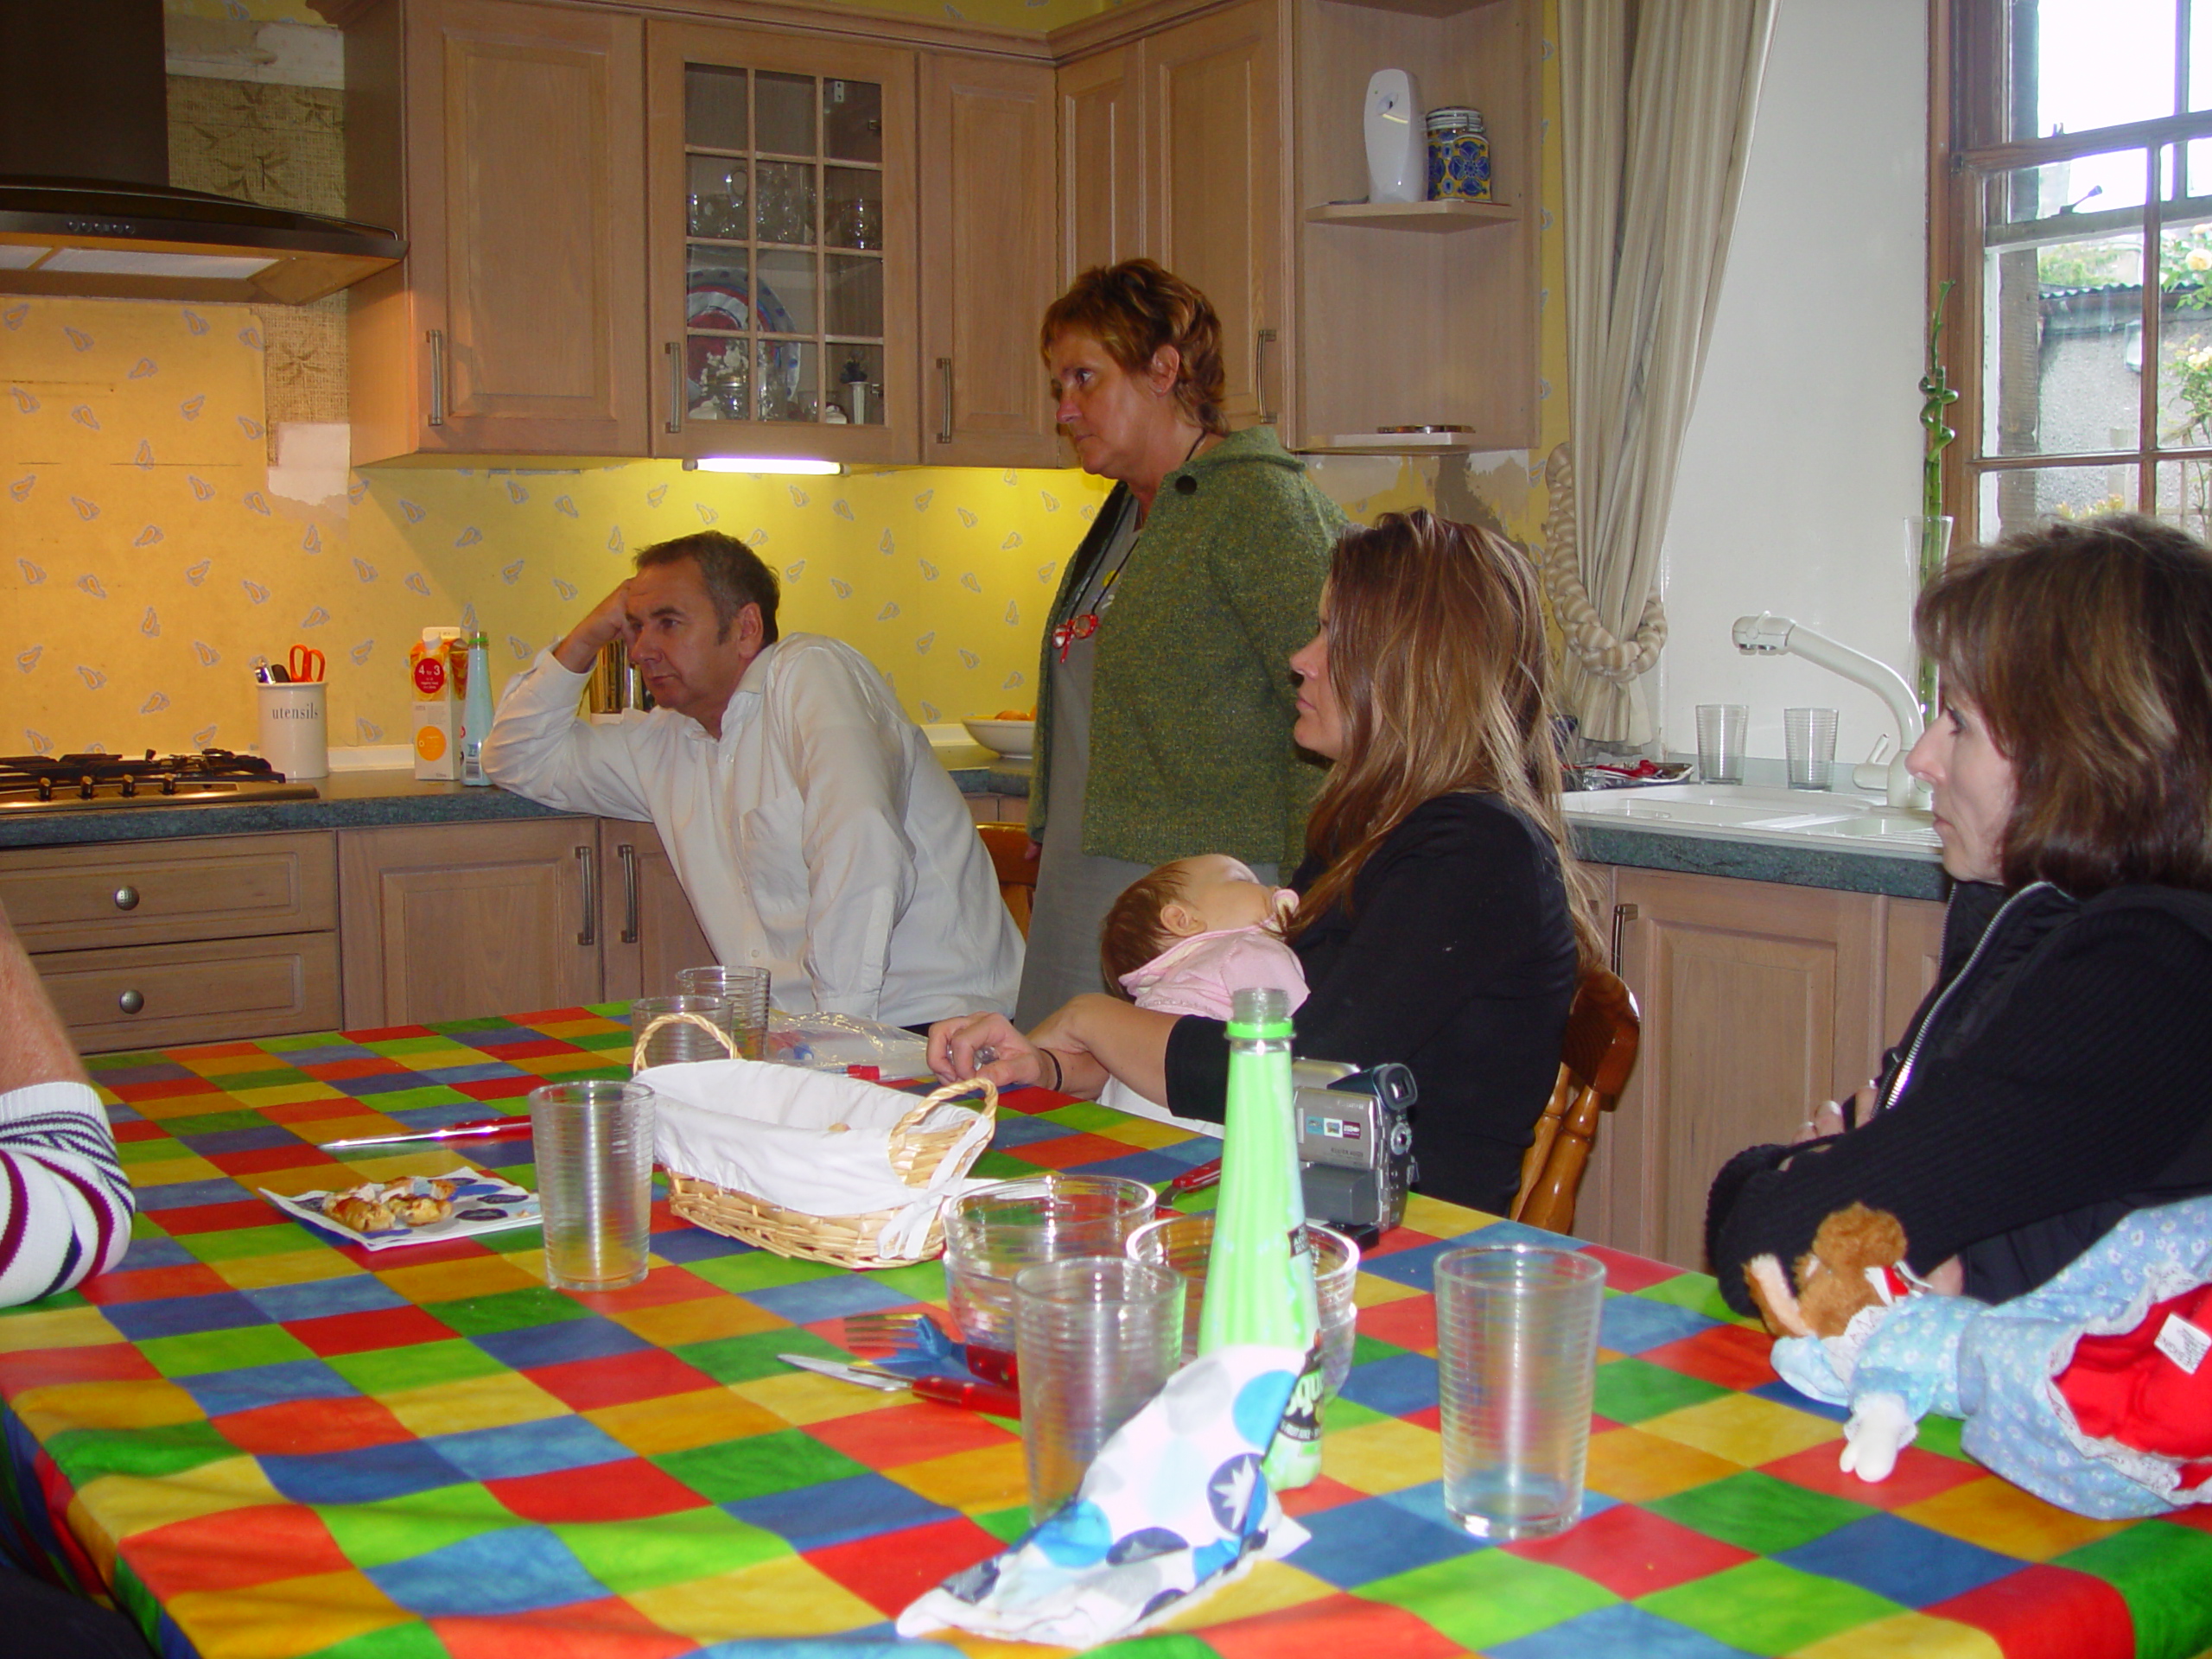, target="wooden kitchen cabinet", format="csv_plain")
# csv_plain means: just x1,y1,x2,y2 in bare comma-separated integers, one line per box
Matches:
1577,868,1955,1269
1057,43,1143,283
645,21,920,463
920,54,1061,466
1141,0,1291,433
344,0,647,463
1585,868,1884,1269
597,817,715,1002
339,818,601,1027
3,833,340,1052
